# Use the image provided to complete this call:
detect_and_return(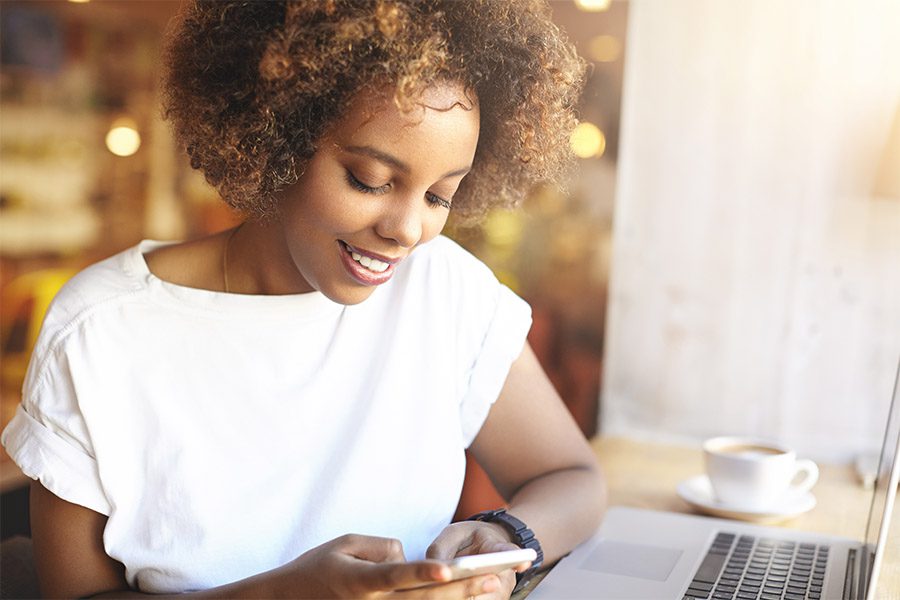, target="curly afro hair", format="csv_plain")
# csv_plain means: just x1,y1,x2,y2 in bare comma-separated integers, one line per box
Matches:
162,0,585,223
